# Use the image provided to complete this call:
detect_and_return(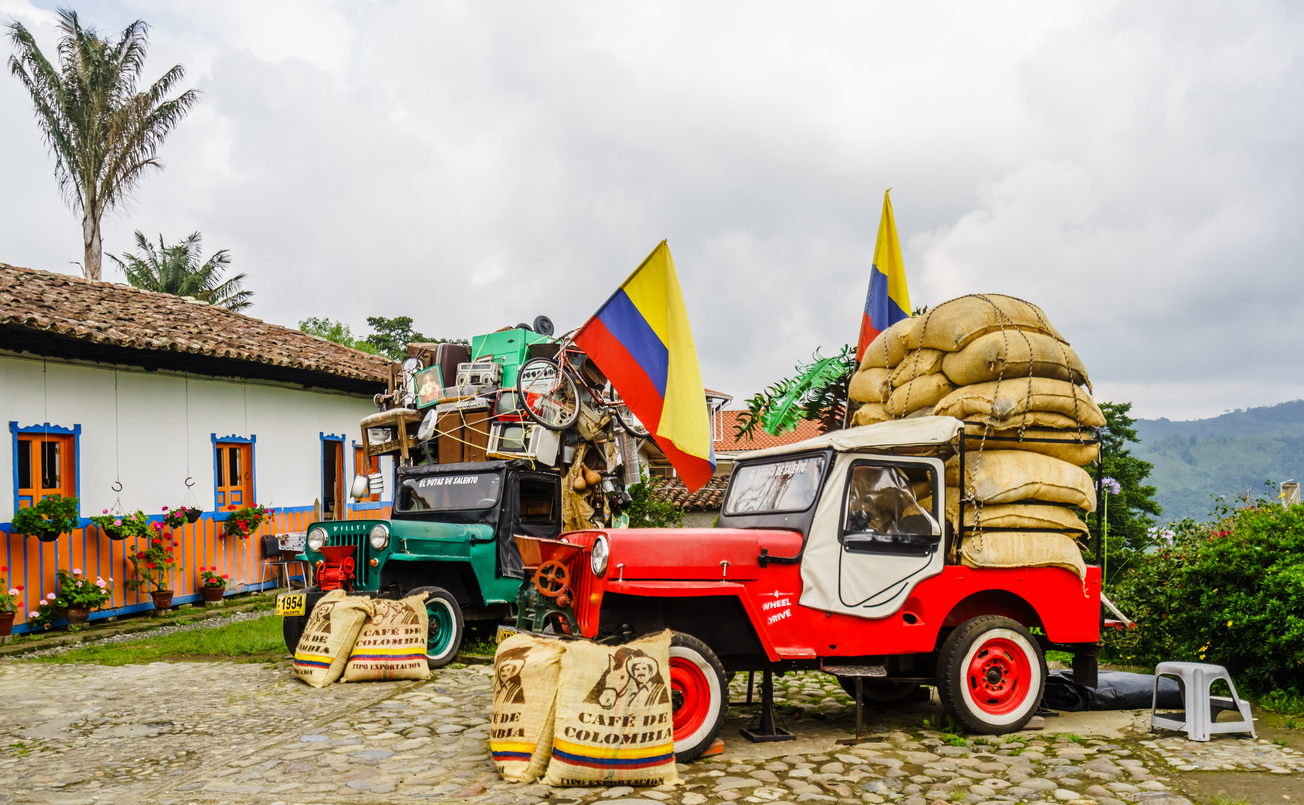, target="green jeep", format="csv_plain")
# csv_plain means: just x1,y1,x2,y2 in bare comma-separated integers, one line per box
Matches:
280,459,562,666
